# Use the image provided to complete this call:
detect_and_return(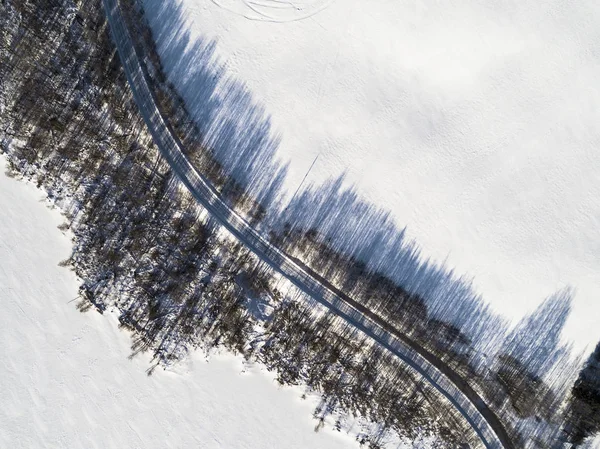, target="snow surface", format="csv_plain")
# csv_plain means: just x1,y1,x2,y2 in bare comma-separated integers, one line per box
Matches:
0,157,356,449
141,0,600,354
